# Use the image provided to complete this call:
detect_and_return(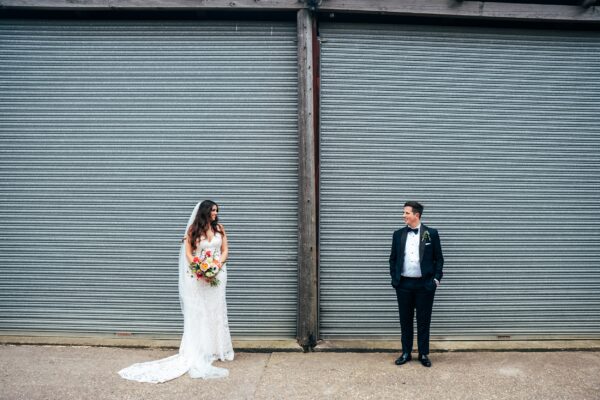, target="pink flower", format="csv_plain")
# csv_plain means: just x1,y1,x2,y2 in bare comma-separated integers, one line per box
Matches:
205,250,212,257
